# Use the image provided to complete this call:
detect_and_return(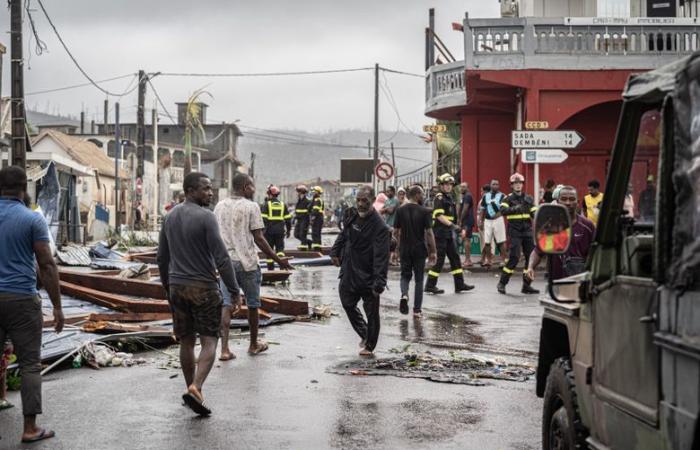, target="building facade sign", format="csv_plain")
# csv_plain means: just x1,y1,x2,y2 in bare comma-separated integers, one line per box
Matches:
565,17,696,26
